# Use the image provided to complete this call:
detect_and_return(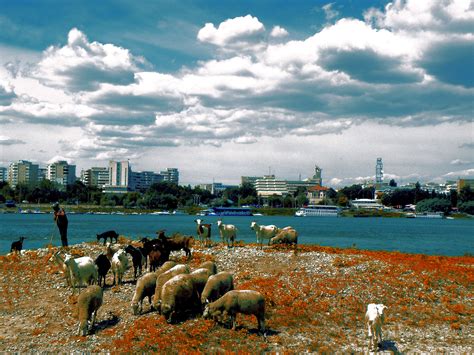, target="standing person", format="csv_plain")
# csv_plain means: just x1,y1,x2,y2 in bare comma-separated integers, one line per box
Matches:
53,202,68,247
